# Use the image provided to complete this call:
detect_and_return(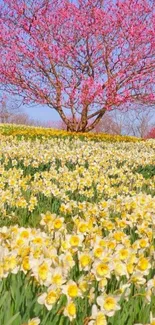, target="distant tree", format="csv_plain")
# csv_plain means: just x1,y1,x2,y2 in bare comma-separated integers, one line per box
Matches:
0,96,39,125
0,0,155,132
45,120,67,130
93,112,121,134
146,127,155,138
124,107,154,138
0,96,18,123
9,112,36,126
112,105,154,137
